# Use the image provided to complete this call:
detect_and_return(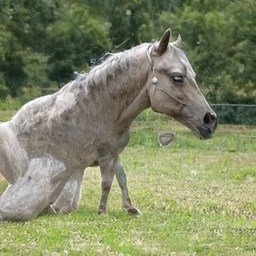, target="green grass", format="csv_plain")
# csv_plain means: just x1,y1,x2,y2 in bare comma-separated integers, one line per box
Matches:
0,110,16,122
0,110,256,255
